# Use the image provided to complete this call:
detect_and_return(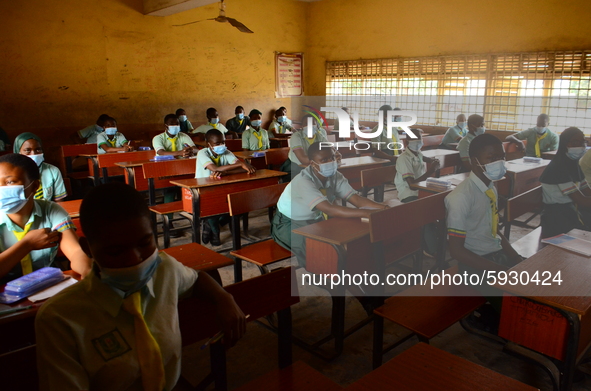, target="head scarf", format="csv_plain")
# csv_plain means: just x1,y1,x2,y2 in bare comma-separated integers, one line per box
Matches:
13,132,43,154
539,127,585,185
